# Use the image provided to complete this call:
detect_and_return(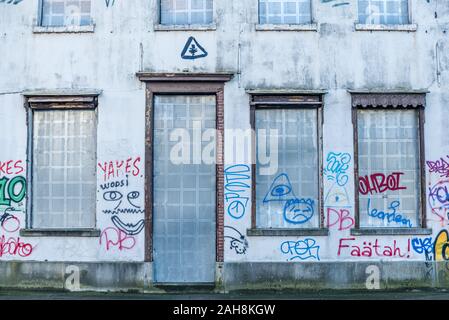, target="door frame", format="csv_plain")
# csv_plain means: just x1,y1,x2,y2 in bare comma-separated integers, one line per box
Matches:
137,72,233,264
